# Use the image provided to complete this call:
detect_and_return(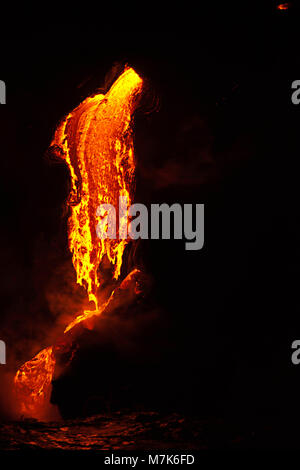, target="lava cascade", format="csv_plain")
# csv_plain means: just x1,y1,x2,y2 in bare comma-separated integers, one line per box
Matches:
13,67,144,419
